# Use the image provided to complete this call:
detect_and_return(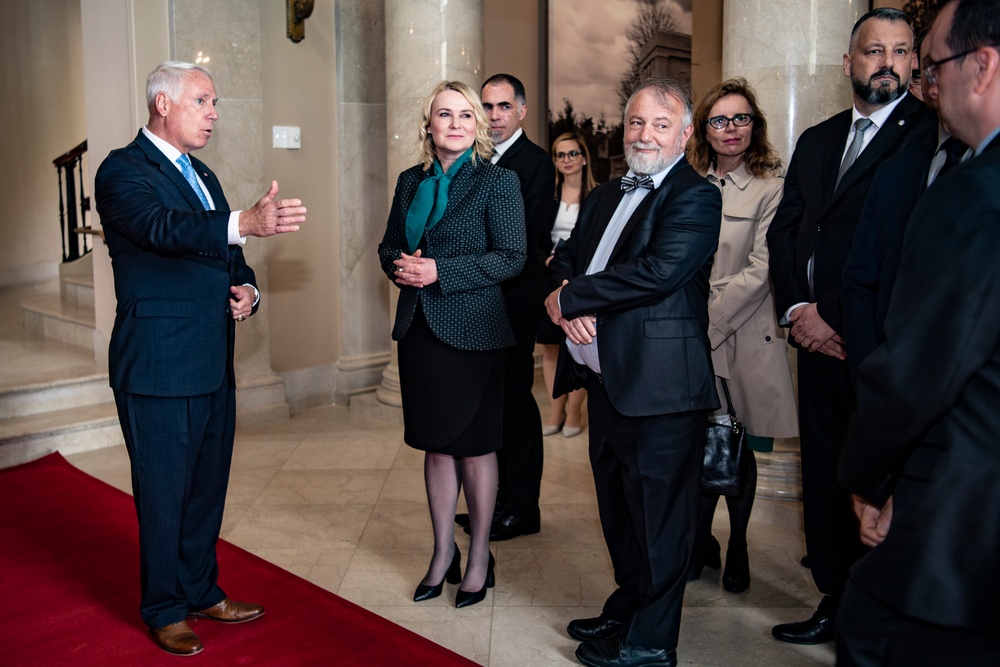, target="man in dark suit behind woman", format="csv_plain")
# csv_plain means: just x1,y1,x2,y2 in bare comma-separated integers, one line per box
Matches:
474,73,556,541
765,8,937,644
95,61,305,656
546,77,721,667
838,1,1000,663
